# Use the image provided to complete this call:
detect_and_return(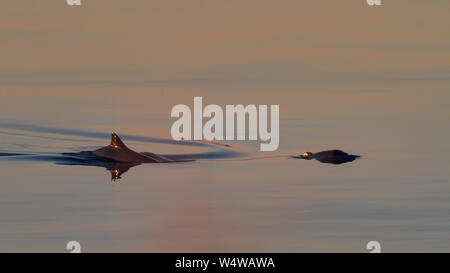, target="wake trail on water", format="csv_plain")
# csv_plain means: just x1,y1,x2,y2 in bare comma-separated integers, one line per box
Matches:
0,123,253,166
